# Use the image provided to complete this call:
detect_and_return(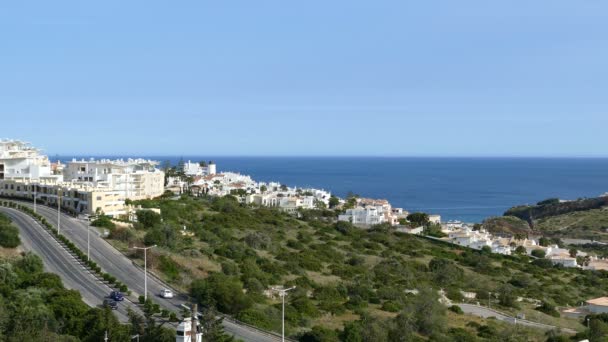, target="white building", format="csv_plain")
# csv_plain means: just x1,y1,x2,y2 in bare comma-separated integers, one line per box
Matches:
176,317,202,342
550,256,578,268
0,139,59,181
429,214,442,224
182,160,216,176
338,207,387,226
63,158,165,200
